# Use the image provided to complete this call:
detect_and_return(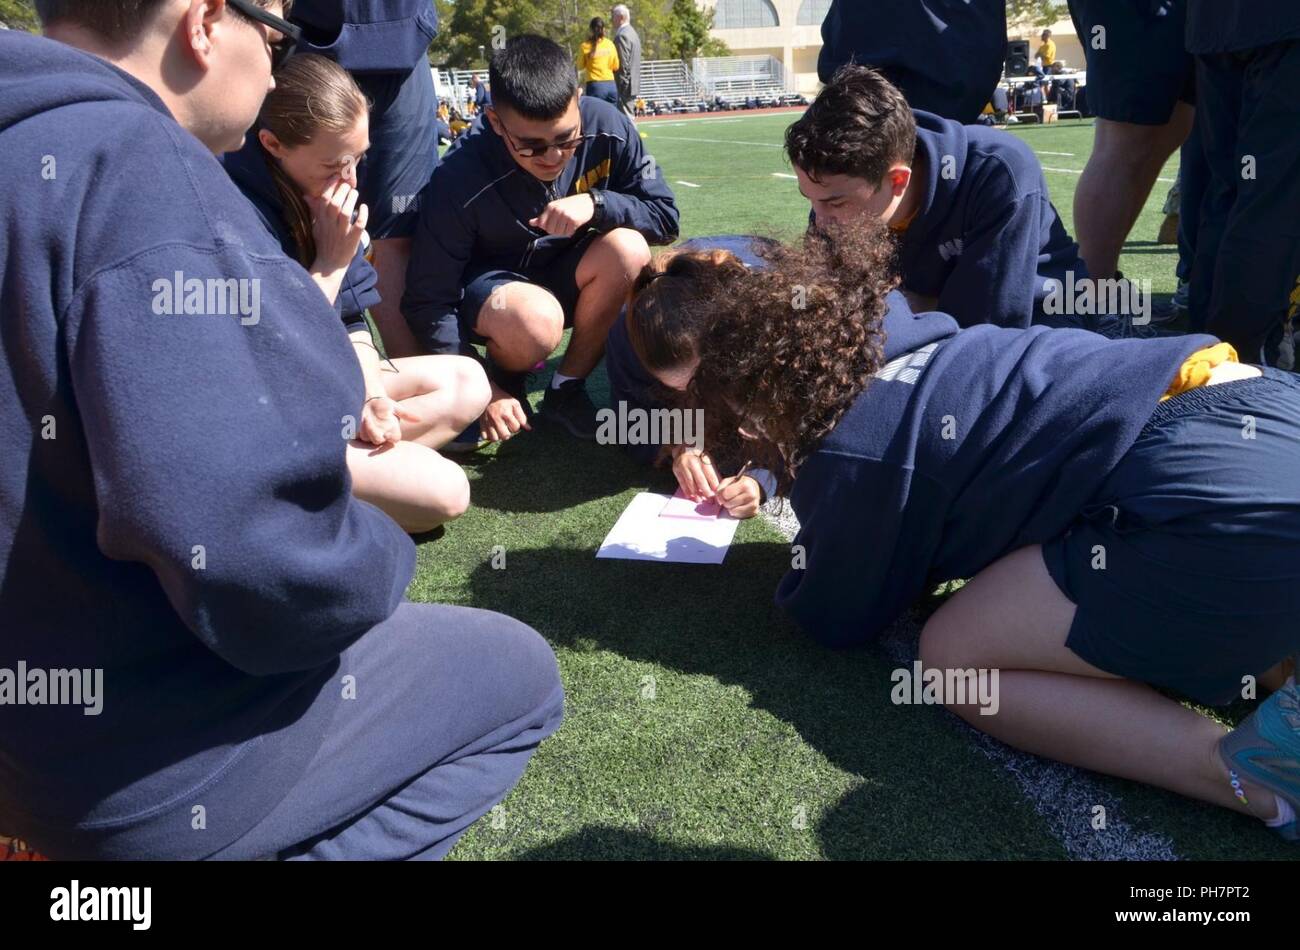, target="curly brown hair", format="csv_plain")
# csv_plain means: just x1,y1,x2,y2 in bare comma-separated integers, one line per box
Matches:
686,223,900,491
